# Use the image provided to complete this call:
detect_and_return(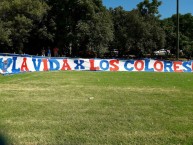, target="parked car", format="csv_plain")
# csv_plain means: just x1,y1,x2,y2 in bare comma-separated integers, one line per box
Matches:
154,49,170,56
